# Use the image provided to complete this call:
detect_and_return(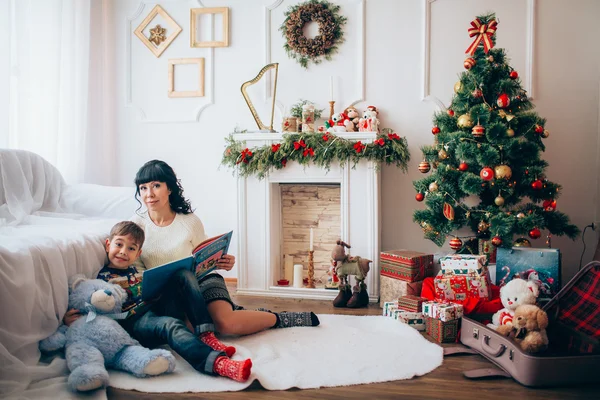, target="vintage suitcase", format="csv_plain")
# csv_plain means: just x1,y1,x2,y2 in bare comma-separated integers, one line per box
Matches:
454,261,600,387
